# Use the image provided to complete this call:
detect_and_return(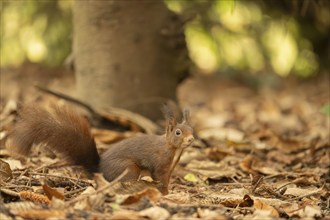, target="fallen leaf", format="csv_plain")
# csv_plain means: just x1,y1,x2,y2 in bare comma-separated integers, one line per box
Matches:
253,199,279,218
283,204,322,218
0,159,12,182
162,192,191,204
94,173,111,189
197,208,228,220
113,180,163,195
139,206,170,220
205,147,234,161
73,186,98,210
110,210,141,220
42,184,64,200
184,173,199,183
120,188,162,205
186,159,239,181
239,155,258,175
13,209,66,219
297,205,322,218
239,155,280,175
2,158,23,170
284,186,323,197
